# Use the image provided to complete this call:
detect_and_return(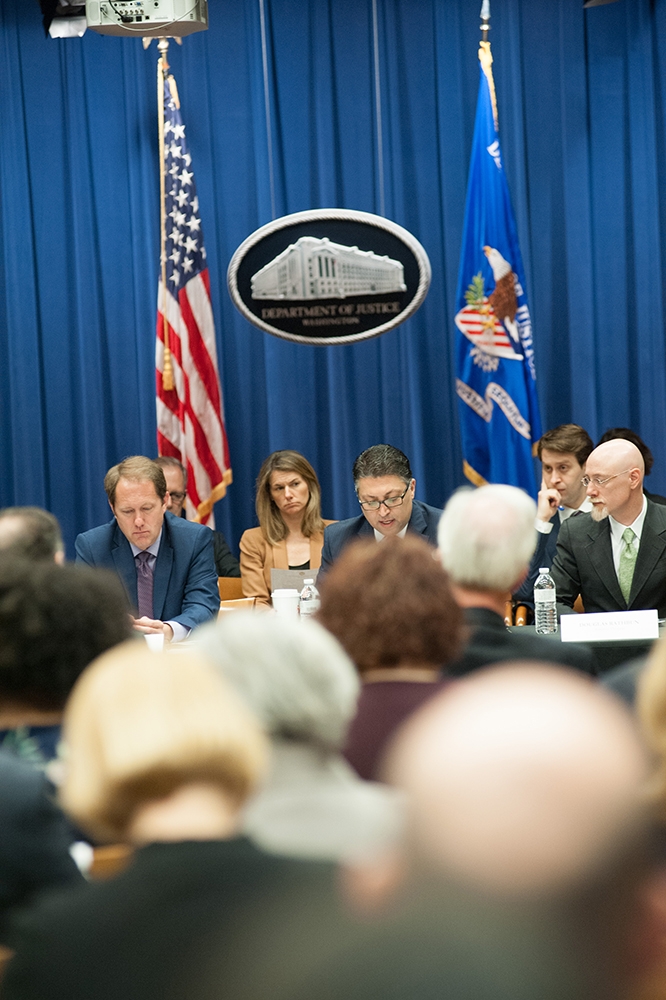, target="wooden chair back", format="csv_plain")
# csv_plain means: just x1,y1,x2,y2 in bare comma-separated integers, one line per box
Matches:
219,597,256,615
218,577,244,602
